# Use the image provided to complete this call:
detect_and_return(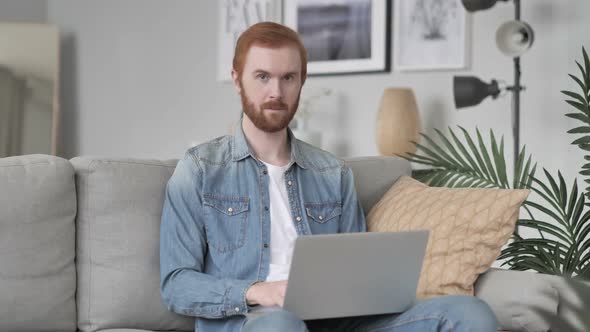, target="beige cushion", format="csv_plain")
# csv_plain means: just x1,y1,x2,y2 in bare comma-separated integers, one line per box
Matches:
0,155,77,332
367,176,529,298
